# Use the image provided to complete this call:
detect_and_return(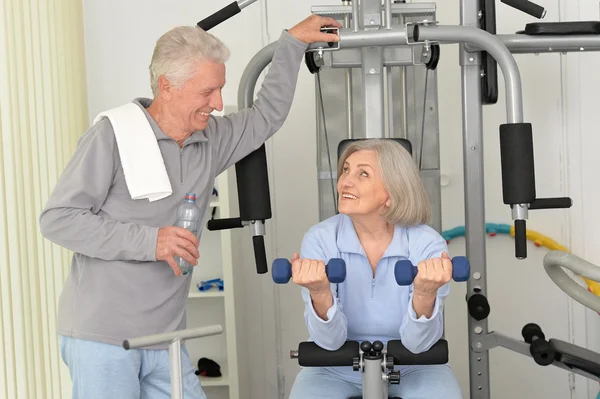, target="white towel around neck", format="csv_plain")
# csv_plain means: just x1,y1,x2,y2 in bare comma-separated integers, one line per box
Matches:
94,102,172,202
